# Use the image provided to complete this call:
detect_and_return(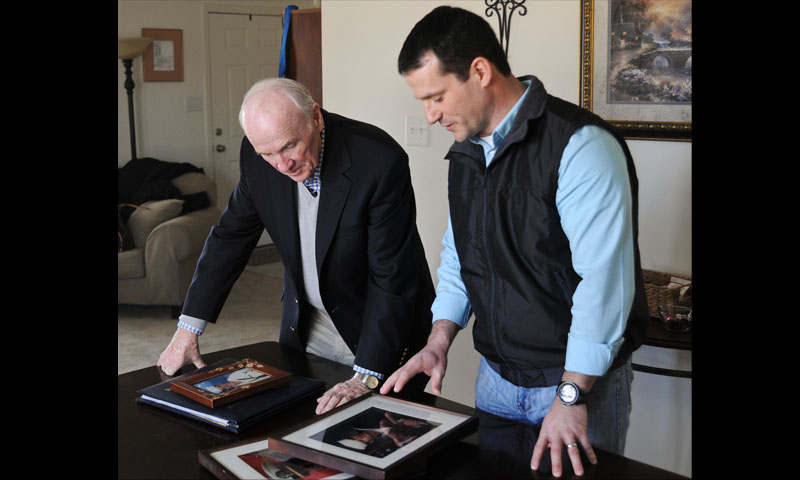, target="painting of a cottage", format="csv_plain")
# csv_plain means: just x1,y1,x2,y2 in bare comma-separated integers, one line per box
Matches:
608,0,691,104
